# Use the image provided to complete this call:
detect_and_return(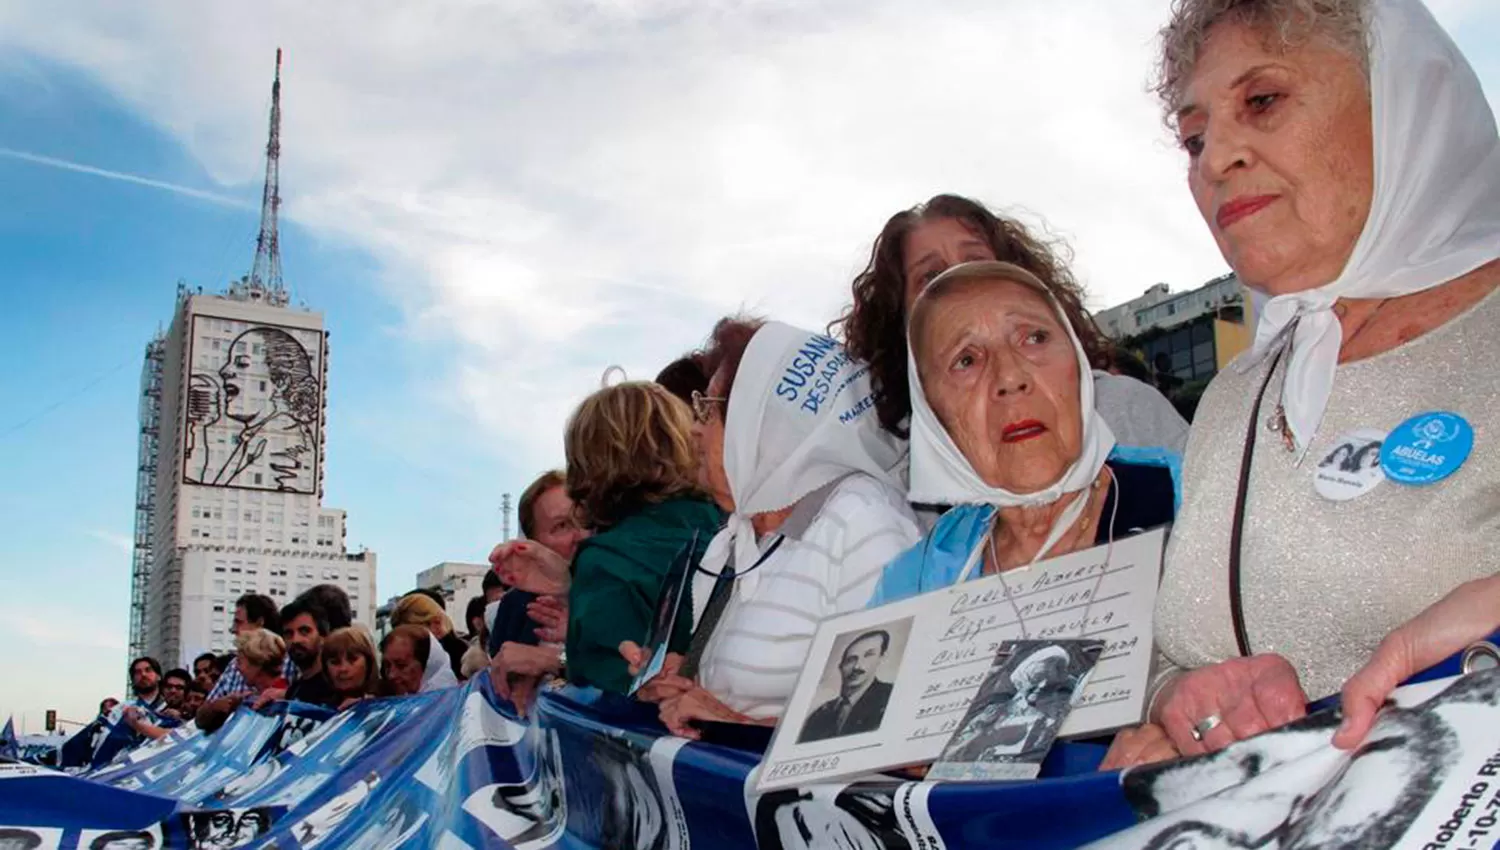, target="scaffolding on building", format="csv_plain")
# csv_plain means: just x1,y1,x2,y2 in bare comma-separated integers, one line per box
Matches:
128,334,165,664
